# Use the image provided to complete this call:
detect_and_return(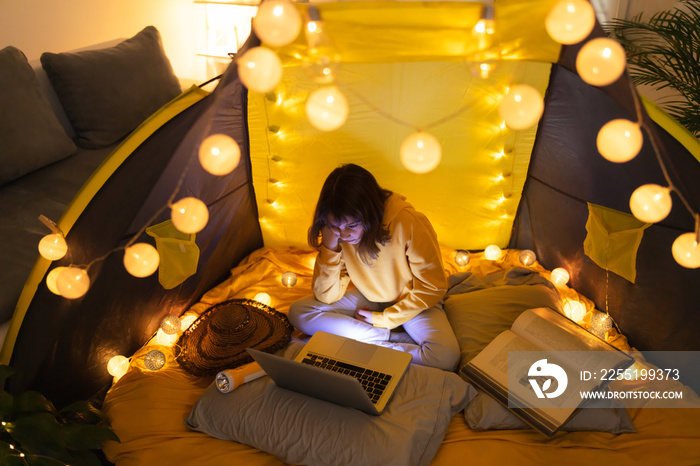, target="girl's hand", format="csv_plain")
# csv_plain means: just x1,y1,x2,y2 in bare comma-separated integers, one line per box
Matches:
354,307,373,325
321,225,341,251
